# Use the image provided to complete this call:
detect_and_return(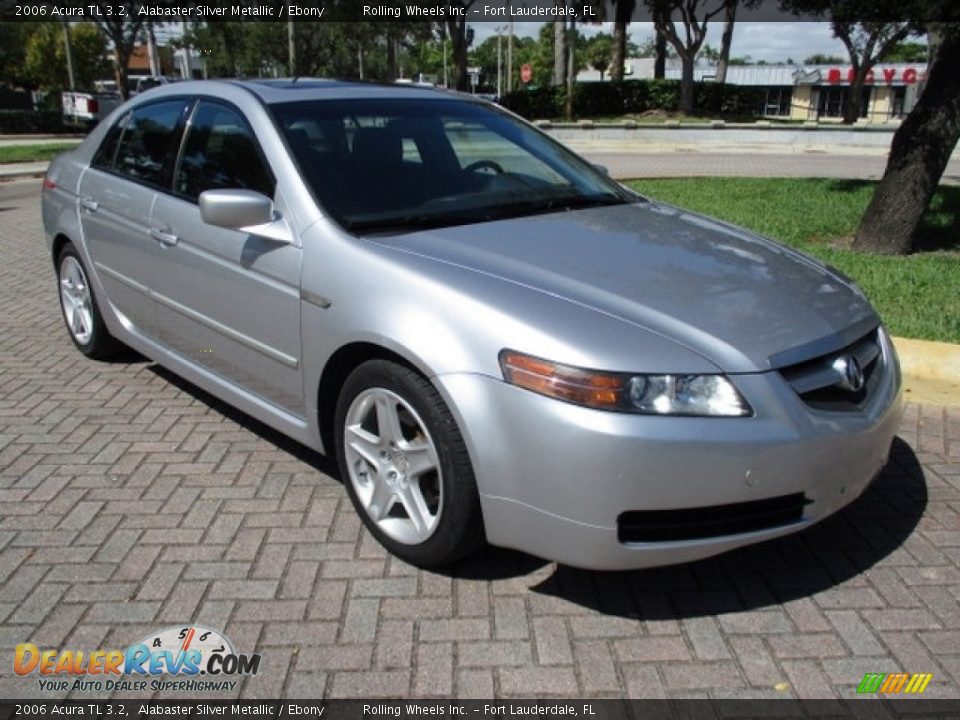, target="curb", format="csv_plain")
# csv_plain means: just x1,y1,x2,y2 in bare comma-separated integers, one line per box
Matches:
892,336,960,407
